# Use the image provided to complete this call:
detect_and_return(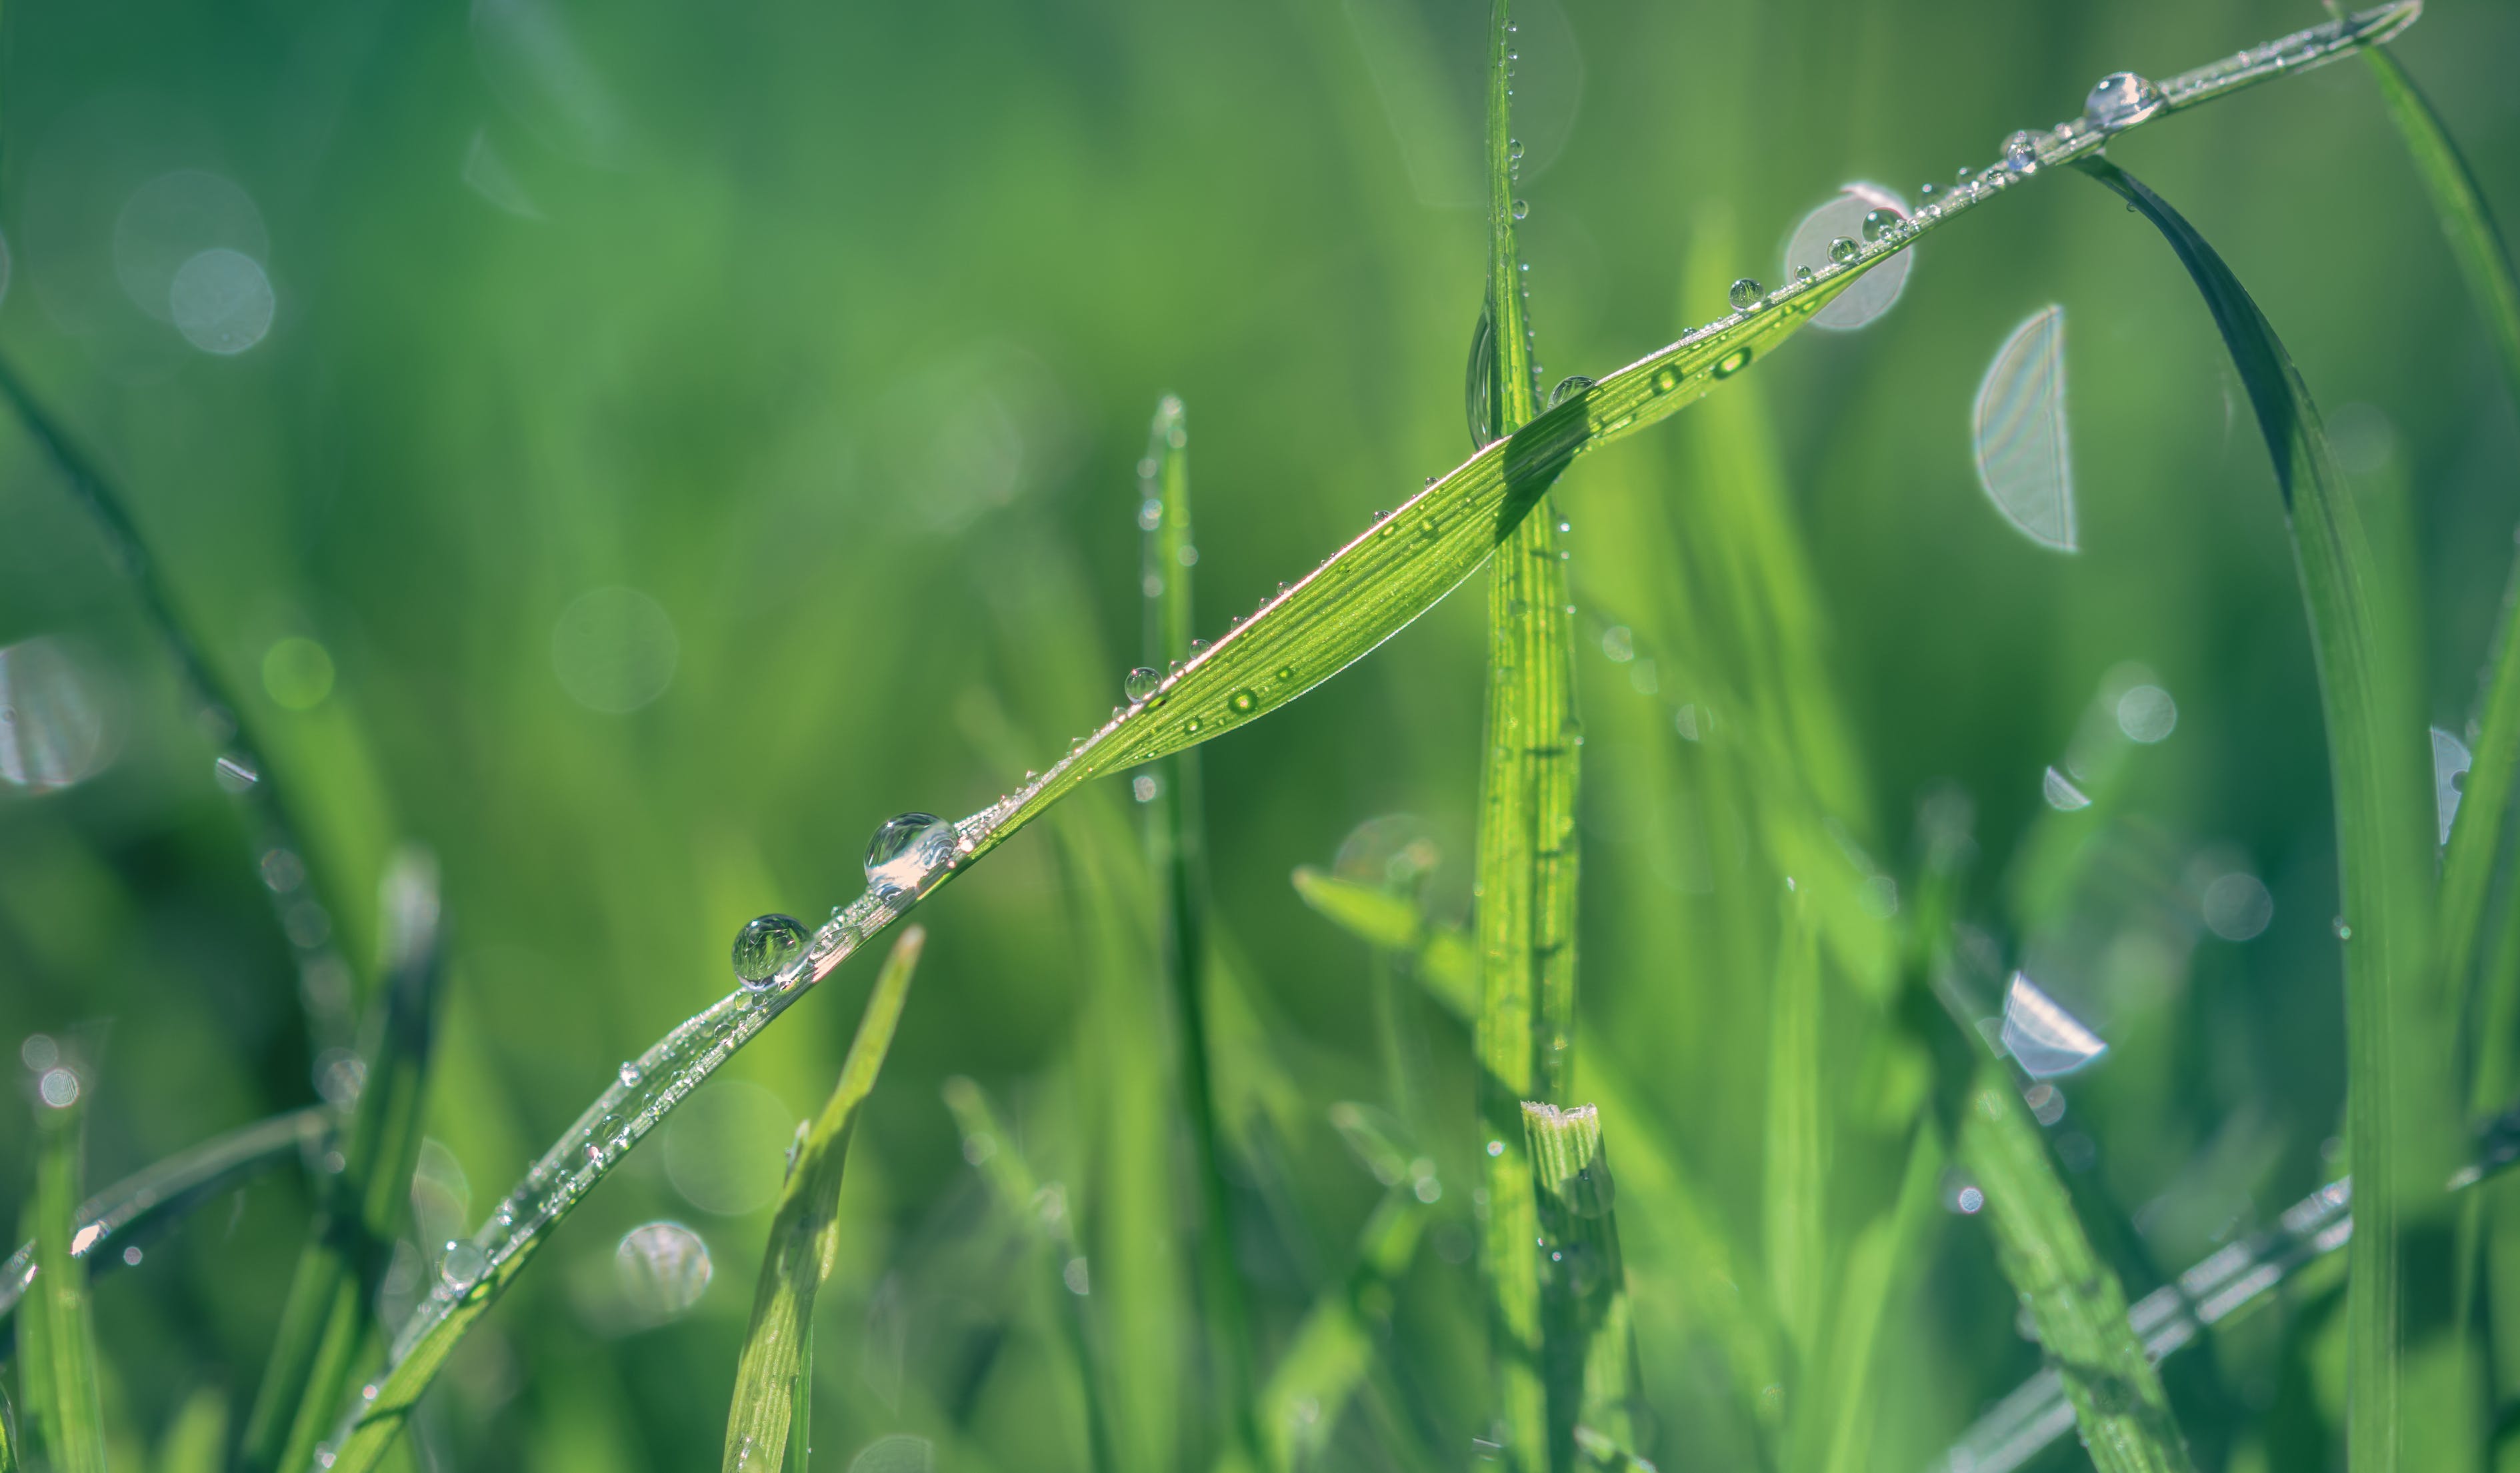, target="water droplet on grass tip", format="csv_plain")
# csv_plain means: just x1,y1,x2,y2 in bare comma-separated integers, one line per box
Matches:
2003,130,2039,172
2083,71,2163,131
1125,667,1161,701
1972,305,2076,551
732,914,808,991
1828,236,1859,265
1999,972,2108,1078
1729,277,1763,311
865,813,956,898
